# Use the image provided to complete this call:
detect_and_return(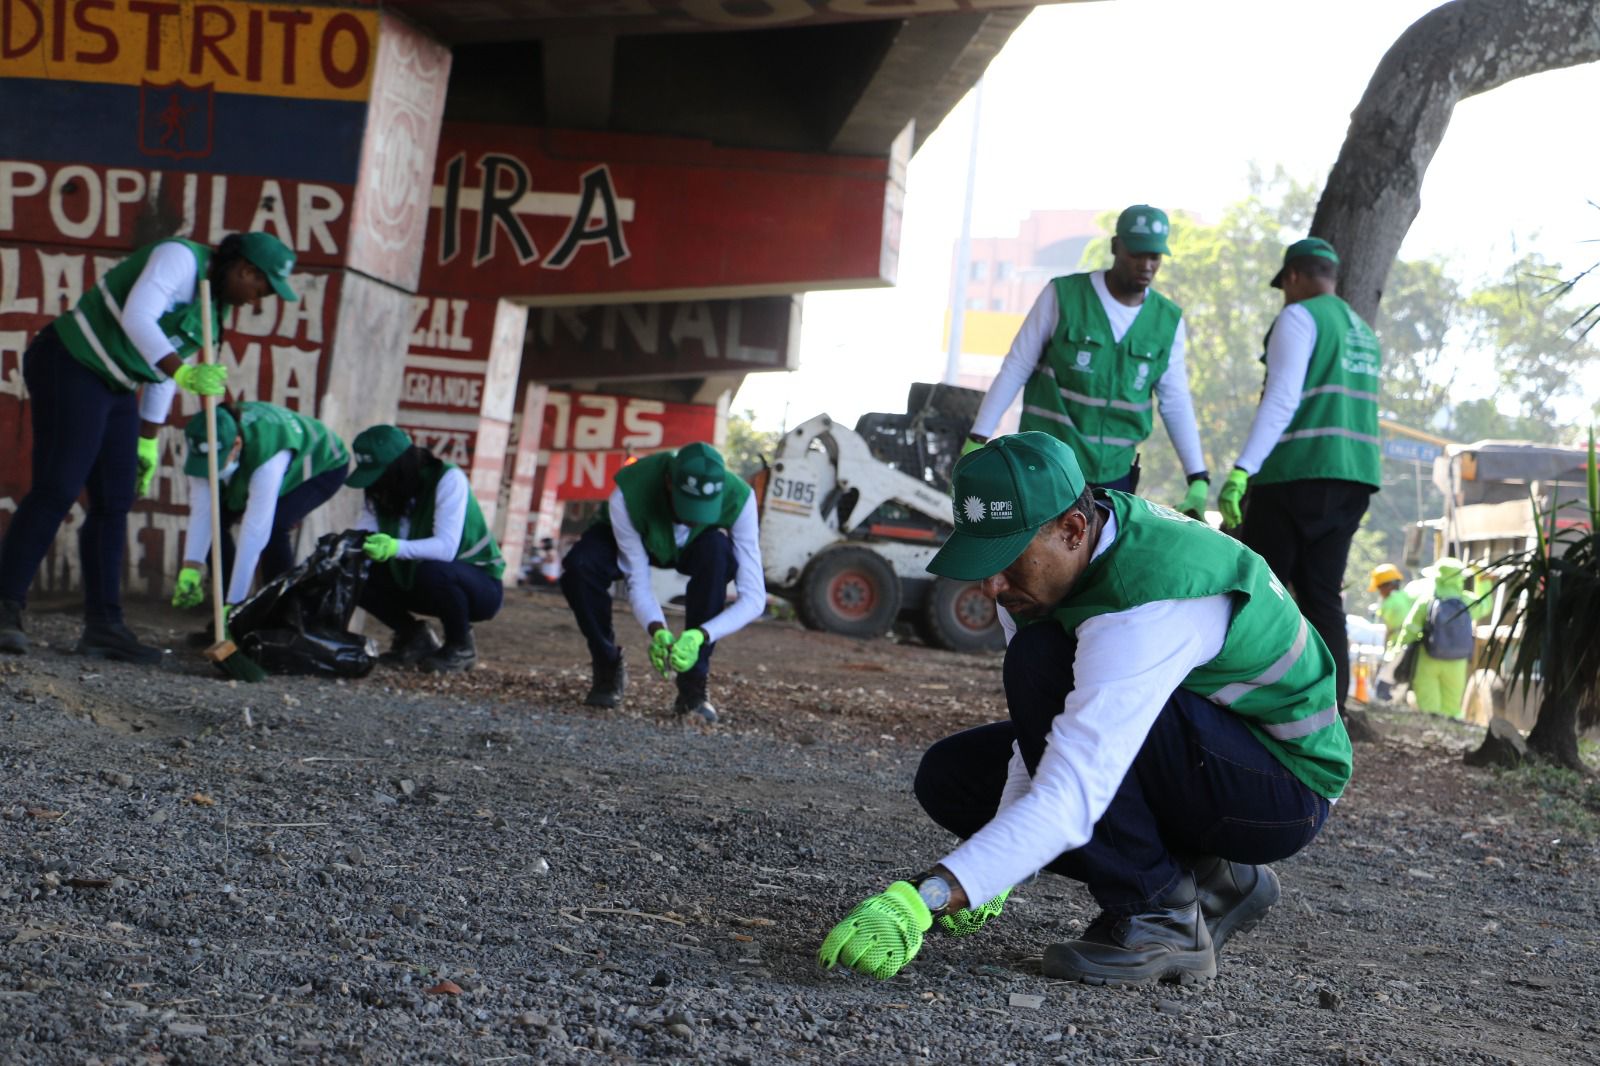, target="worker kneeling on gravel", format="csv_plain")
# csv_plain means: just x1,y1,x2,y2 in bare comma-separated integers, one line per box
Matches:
819,432,1351,986
559,442,764,724
345,425,506,673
